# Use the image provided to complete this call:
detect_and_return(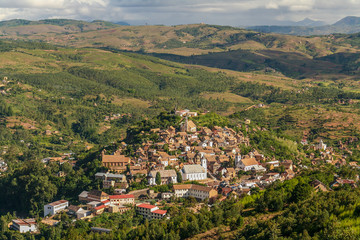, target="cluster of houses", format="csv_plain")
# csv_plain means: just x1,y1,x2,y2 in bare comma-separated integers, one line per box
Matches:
10,111,360,234
100,116,296,190
11,188,170,233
